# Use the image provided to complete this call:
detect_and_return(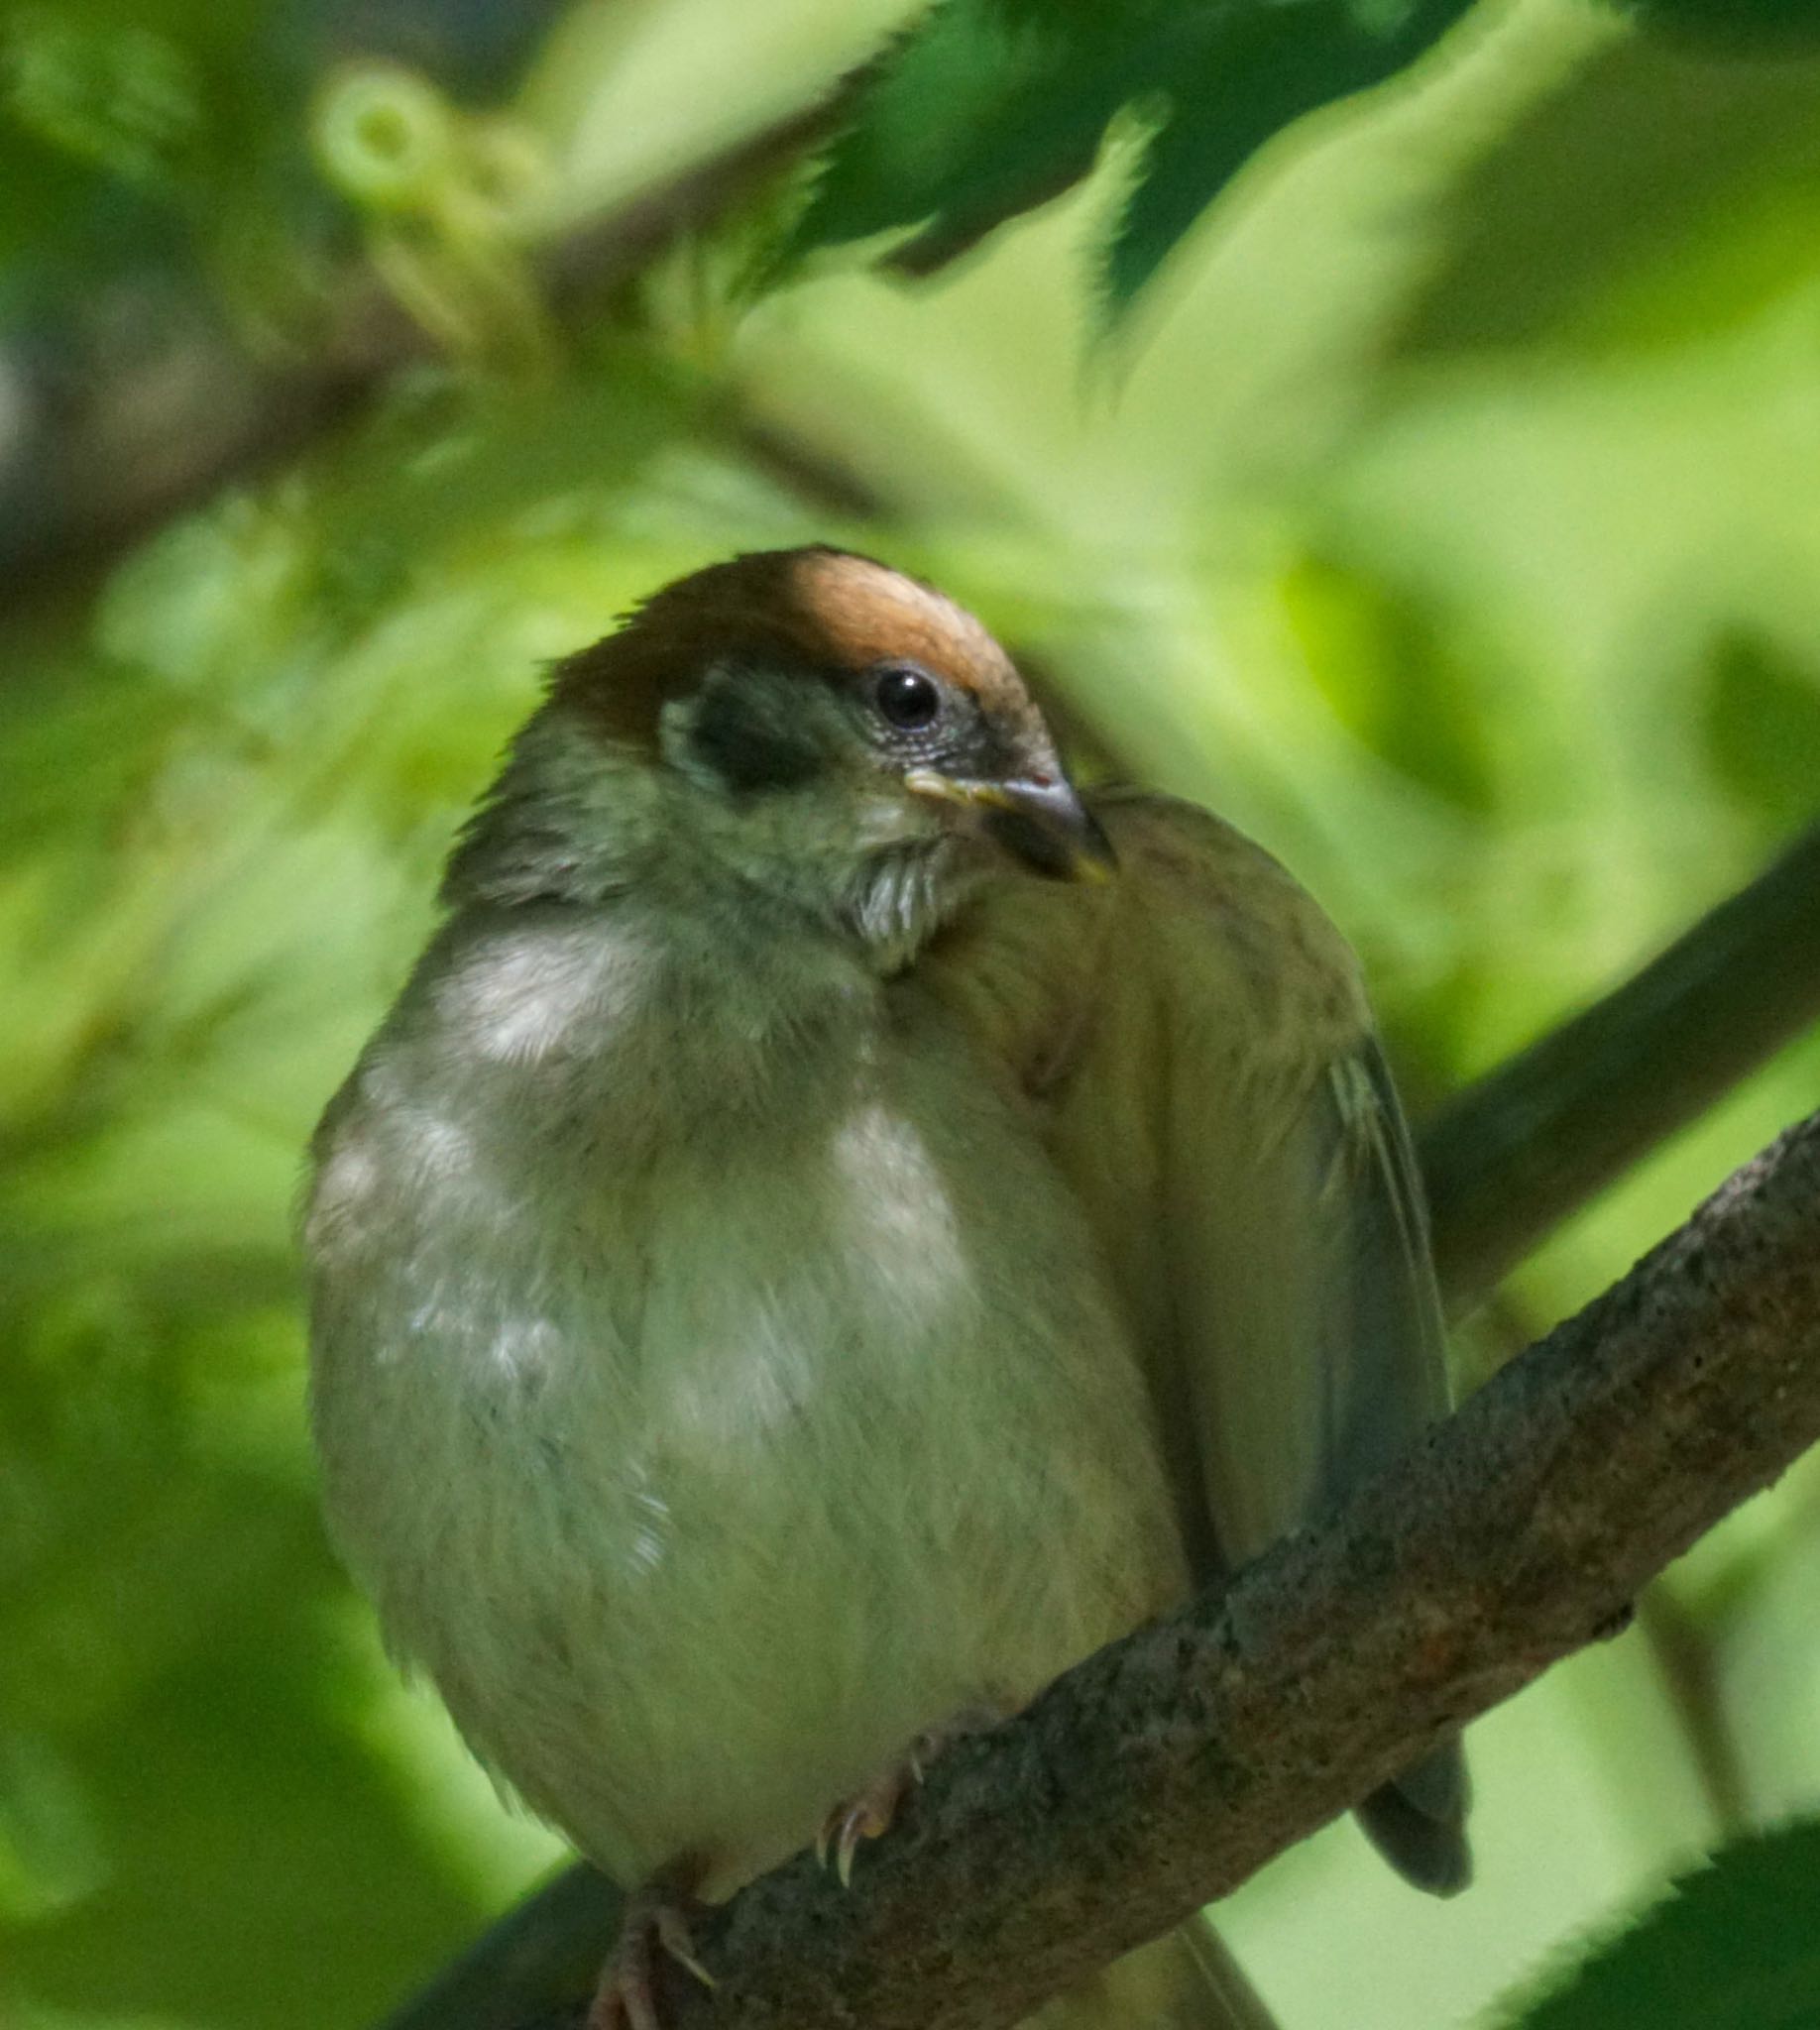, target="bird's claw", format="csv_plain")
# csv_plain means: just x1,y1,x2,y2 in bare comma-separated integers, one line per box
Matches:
652,1903,717,1992
814,1701,1009,1888
587,1878,715,2030
815,1786,899,1887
